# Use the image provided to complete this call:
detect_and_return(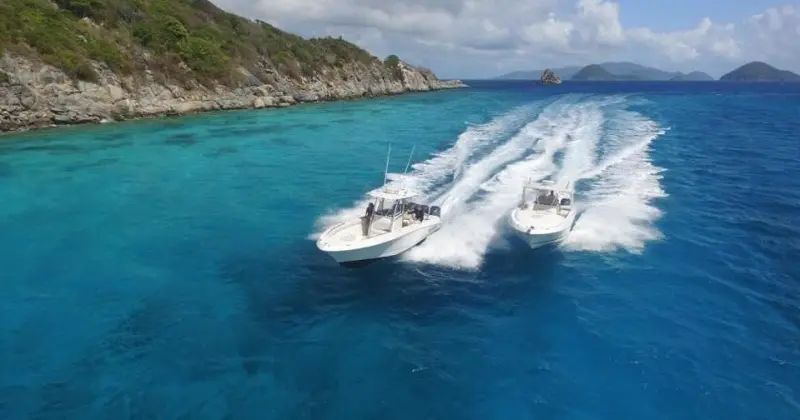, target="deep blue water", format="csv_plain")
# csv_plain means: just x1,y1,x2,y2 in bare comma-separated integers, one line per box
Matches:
1,81,799,419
